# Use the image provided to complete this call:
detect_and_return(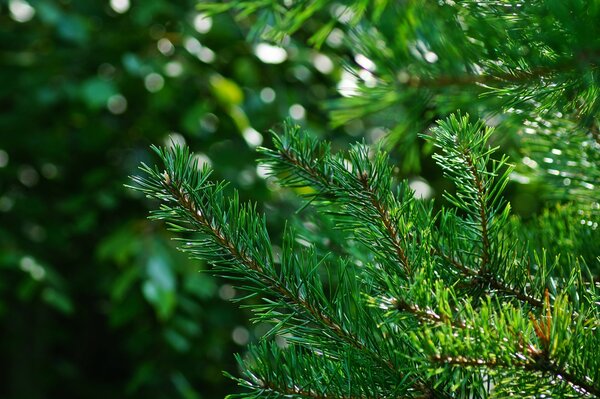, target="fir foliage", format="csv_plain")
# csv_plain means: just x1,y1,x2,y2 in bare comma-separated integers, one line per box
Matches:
130,115,600,398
